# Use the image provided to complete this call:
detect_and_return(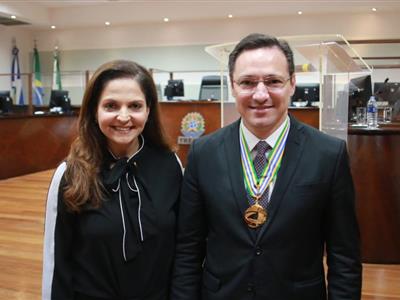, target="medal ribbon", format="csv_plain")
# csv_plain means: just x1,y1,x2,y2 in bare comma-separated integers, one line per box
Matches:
240,119,289,200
